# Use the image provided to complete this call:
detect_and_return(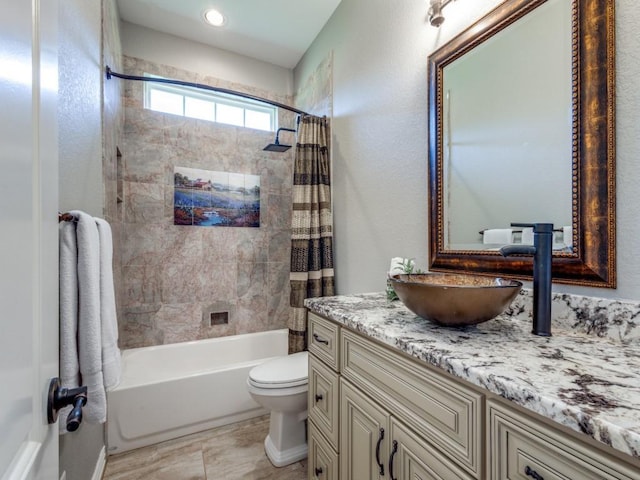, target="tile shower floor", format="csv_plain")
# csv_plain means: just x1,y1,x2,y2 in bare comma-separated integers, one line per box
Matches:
102,416,308,480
